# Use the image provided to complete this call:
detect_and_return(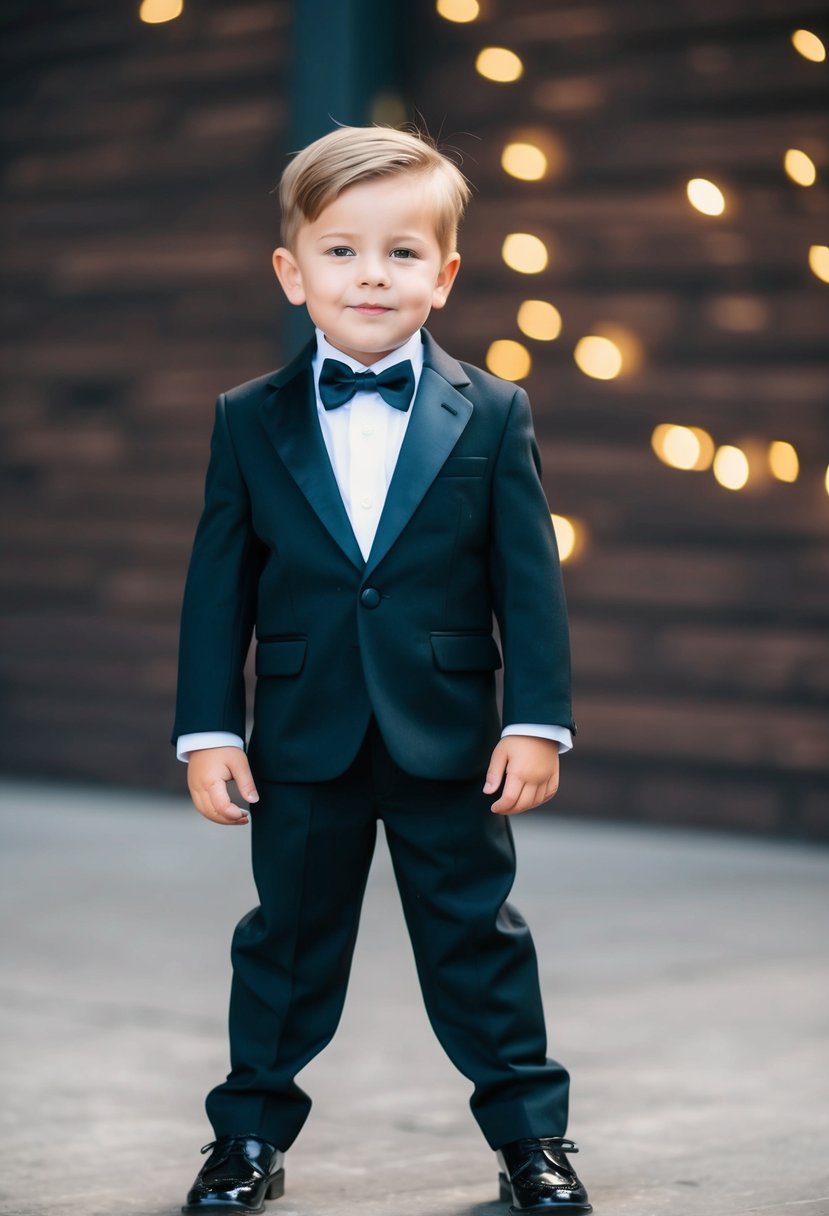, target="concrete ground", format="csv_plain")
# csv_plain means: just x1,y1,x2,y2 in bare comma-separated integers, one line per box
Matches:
0,779,827,1216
